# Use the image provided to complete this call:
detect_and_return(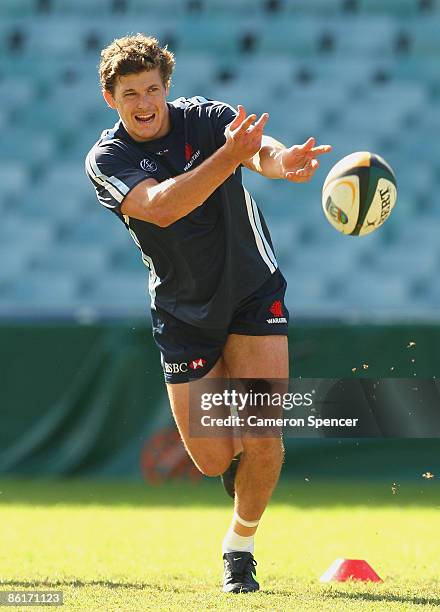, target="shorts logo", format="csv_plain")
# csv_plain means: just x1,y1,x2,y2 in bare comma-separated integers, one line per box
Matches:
189,358,206,370
164,361,188,374
267,300,287,324
140,158,158,172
